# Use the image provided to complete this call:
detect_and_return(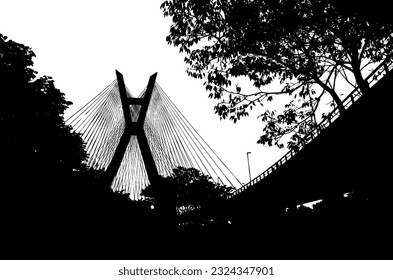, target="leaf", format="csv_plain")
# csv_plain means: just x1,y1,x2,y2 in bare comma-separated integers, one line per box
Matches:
161,0,393,151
